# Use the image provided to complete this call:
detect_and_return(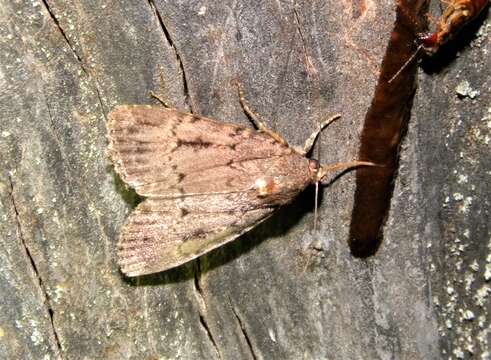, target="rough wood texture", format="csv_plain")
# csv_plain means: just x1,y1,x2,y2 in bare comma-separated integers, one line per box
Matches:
0,0,489,359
